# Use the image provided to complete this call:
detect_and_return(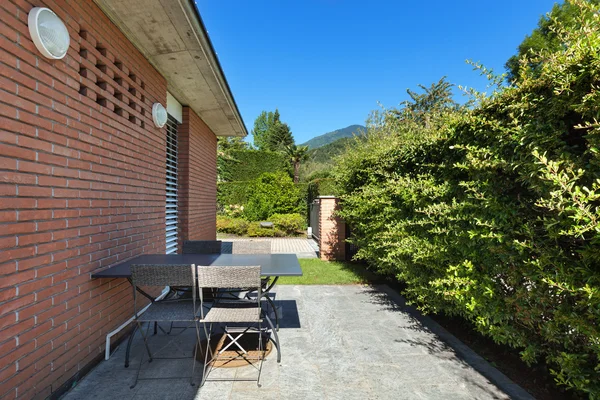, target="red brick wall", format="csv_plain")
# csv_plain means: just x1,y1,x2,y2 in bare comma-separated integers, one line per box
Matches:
318,197,346,261
0,1,169,398
178,107,218,247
